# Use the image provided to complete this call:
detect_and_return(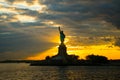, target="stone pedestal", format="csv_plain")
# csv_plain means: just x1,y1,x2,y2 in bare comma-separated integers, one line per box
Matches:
51,43,68,63
58,43,68,56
